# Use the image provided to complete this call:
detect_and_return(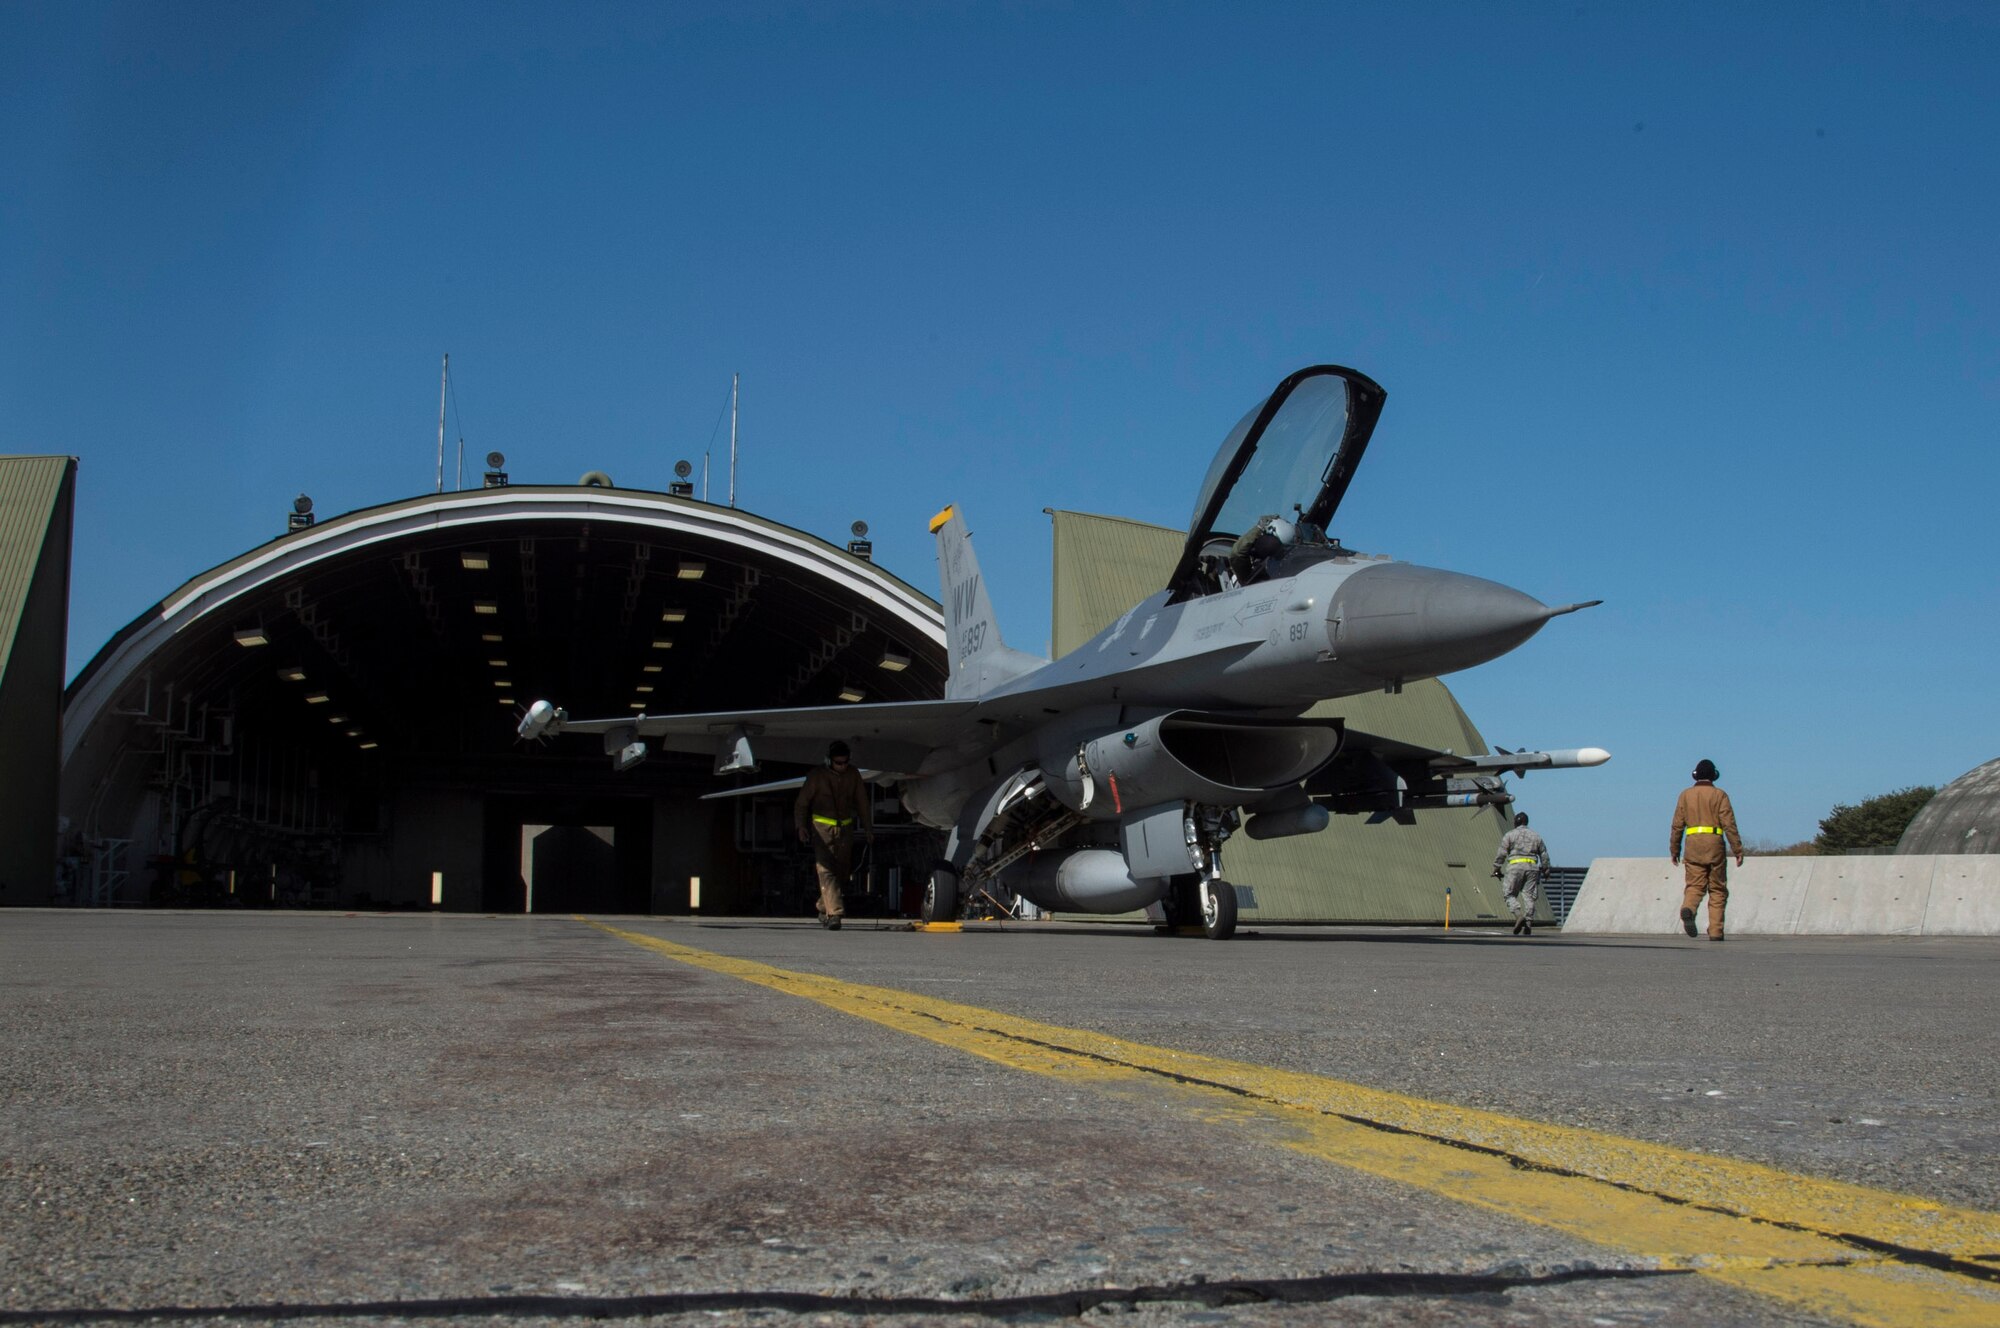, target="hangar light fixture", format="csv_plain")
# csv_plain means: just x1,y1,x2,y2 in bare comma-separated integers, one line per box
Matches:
651,639,674,650
460,551,490,570
838,685,866,703
496,696,514,706
346,729,362,737
487,658,508,667
473,600,499,615
628,702,645,711
676,561,706,580
642,664,663,674
635,685,654,694
327,714,347,725
233,627,270,648
304,692,330,705
481,633,503,643
358,741,379,750
877,650,910,672
660,608,687,623
276,665,307,682
493,679,512,688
